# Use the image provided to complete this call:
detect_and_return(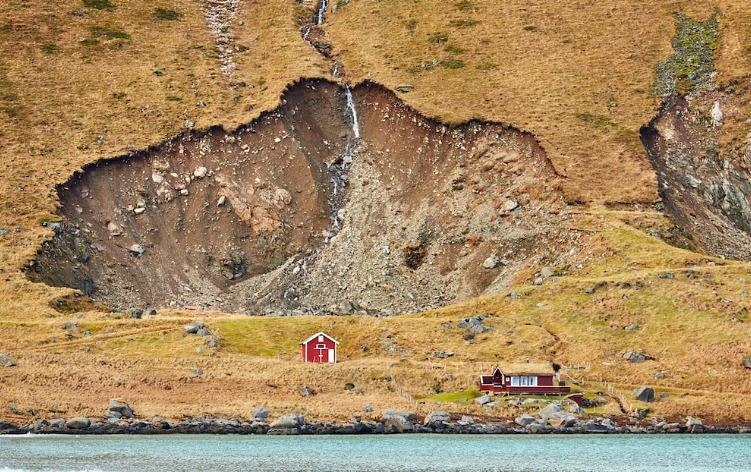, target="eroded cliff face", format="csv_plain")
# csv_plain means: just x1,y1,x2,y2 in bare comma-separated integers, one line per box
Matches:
29,80,578,314
642,83,751,260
